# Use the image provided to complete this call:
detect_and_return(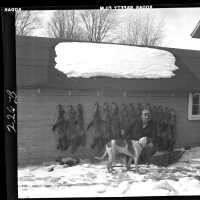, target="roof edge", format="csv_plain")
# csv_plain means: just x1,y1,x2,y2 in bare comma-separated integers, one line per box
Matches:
16,36,200,54
191,20,200,38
